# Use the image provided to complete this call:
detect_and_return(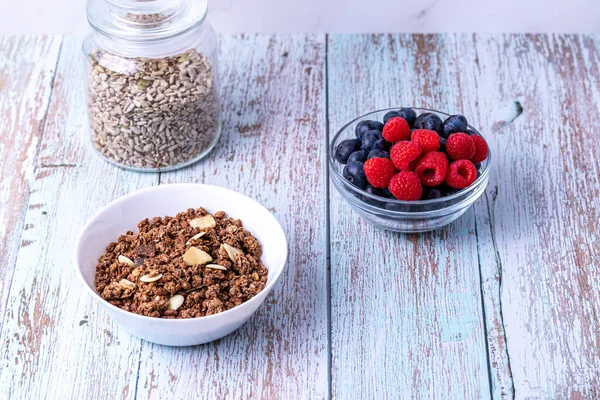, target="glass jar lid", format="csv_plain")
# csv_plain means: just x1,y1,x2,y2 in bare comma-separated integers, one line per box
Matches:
87,0,208,41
